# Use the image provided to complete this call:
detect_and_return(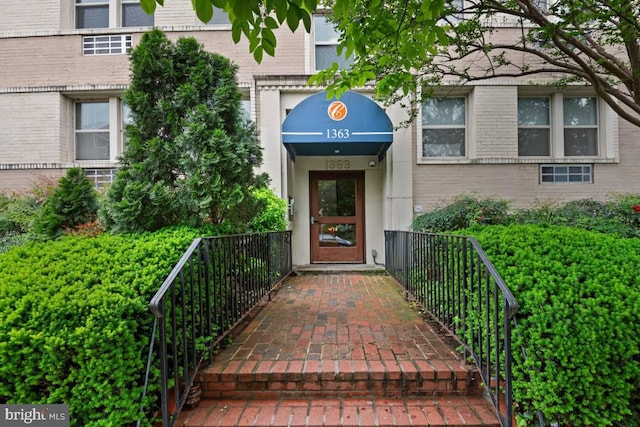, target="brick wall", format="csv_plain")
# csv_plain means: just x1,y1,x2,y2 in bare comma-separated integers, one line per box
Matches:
471,86,518,158
0,92,63,164
412,116,640,211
